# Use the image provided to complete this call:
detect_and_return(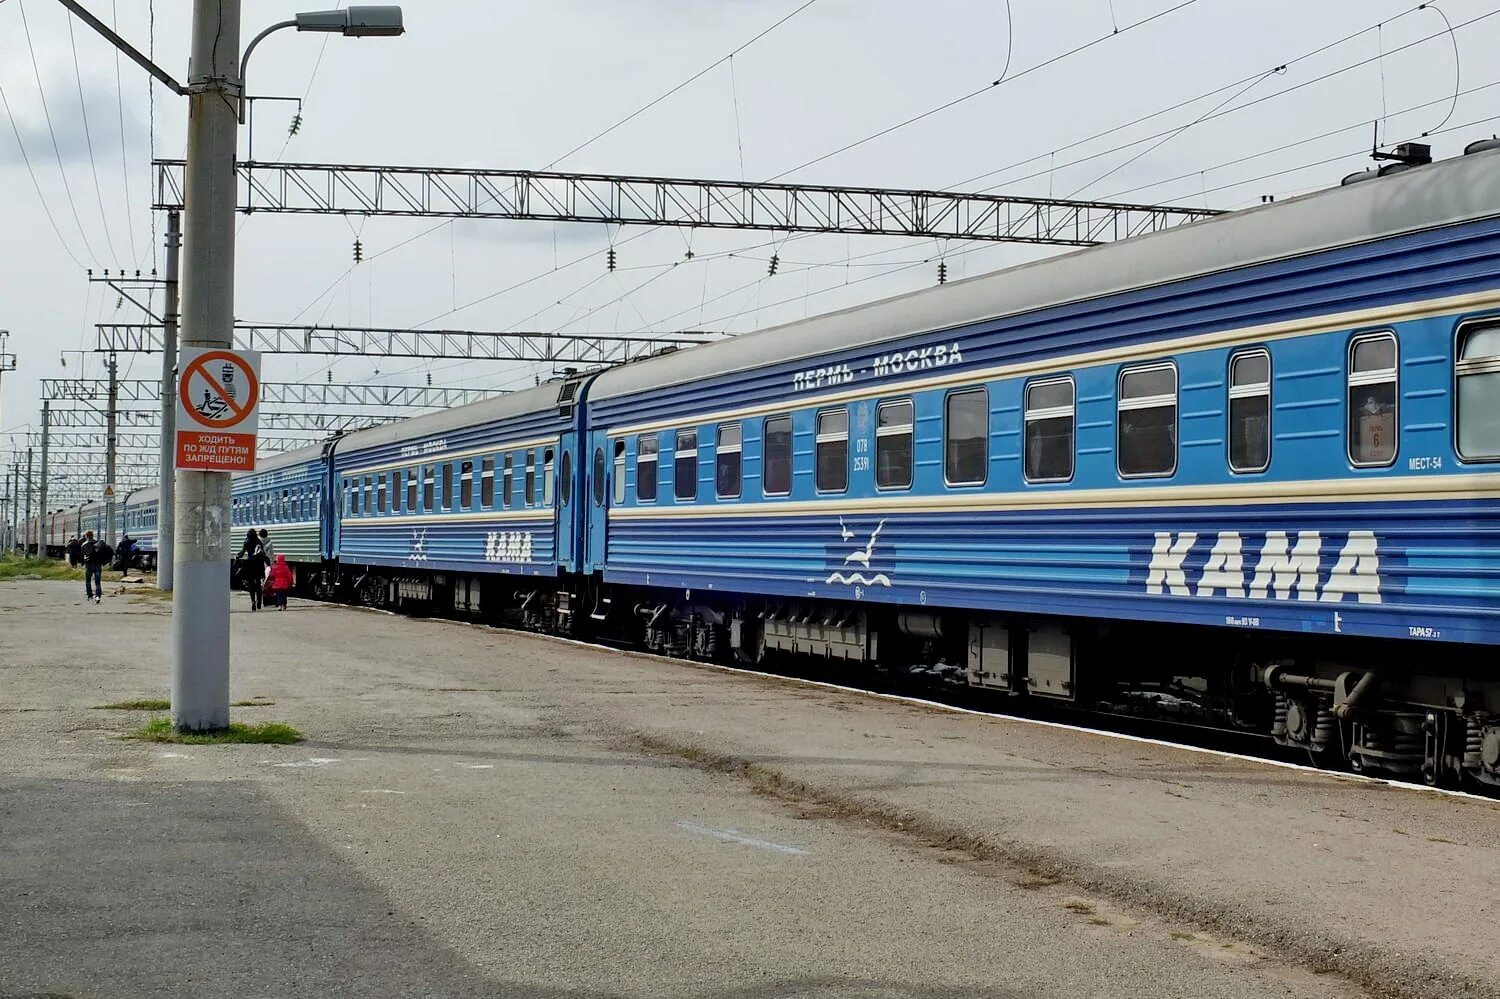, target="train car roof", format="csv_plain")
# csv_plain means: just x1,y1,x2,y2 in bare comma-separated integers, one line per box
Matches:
329,379,560,456
238,442,330,478
590,147,1500,402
